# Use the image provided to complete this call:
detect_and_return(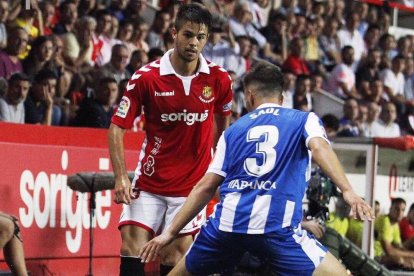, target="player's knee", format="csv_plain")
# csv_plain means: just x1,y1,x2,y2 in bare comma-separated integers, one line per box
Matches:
0,219,14,243
313,252,347,276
